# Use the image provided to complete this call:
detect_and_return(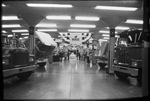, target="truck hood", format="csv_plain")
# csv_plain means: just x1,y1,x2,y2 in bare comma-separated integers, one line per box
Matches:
35,31,57,46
